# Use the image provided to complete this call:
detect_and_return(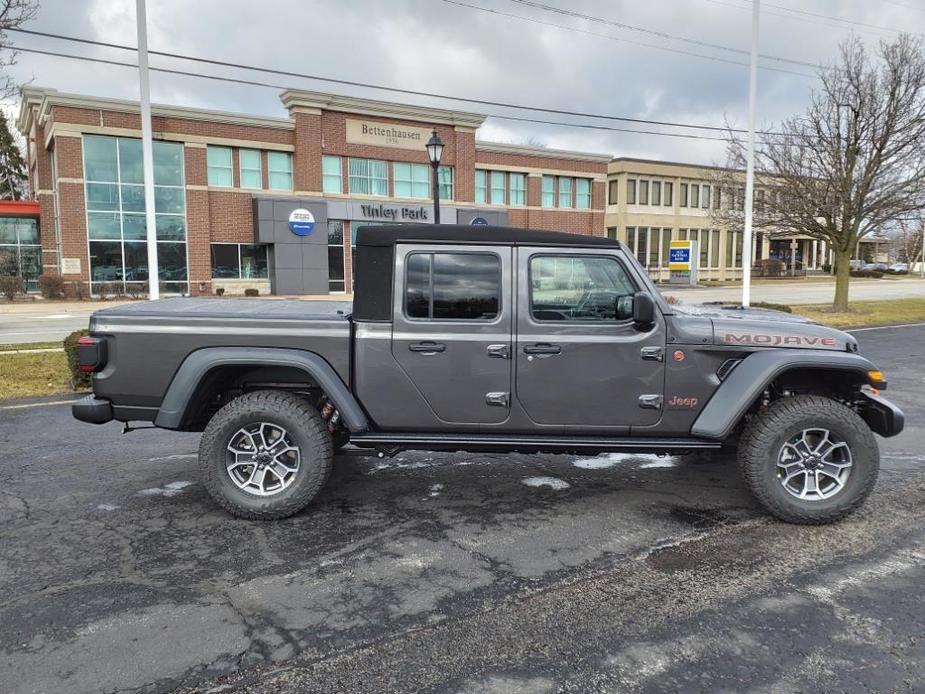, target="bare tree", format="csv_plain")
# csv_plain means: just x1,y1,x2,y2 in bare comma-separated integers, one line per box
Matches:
712,34,925,311
0,1,39,101
893,214,924,266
